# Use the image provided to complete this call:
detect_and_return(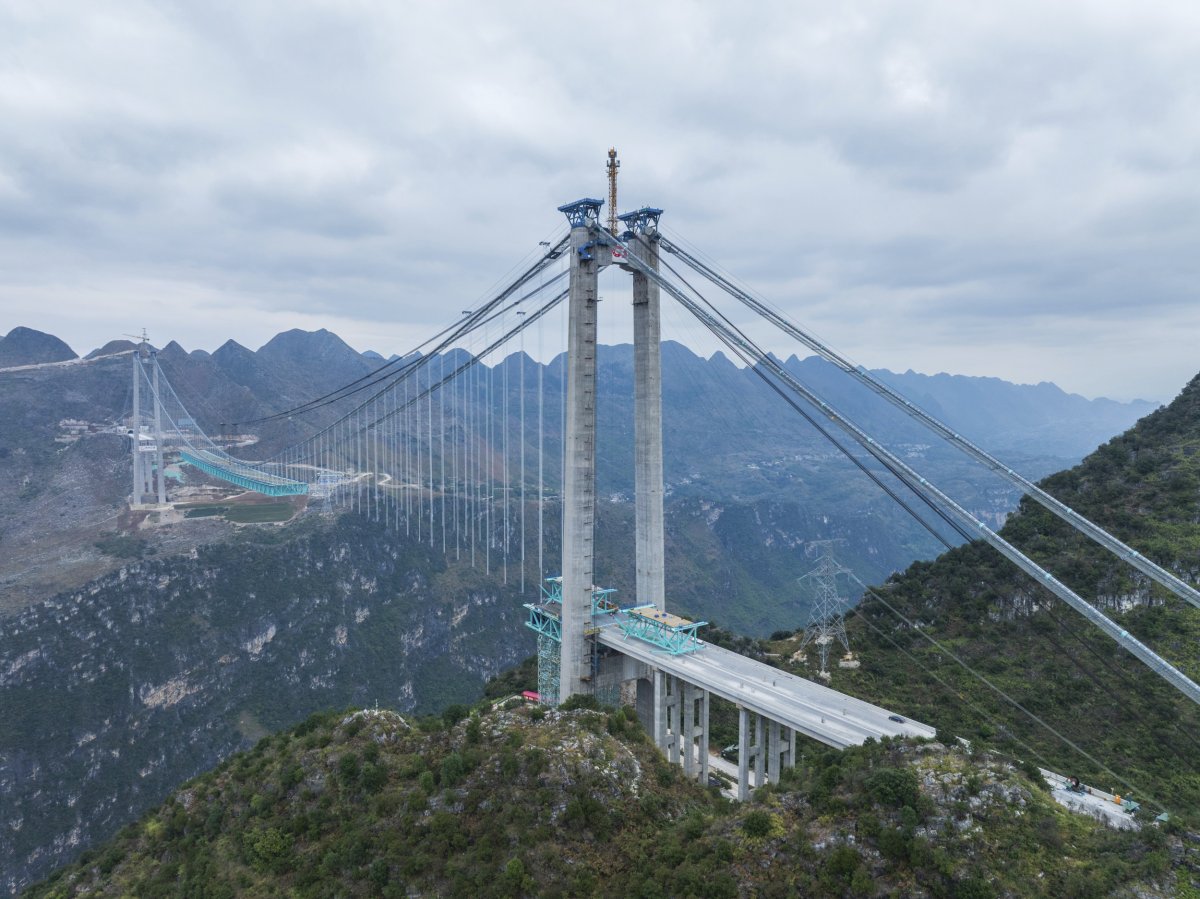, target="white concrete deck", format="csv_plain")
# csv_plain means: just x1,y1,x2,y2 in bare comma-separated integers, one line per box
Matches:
597,629,935,749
